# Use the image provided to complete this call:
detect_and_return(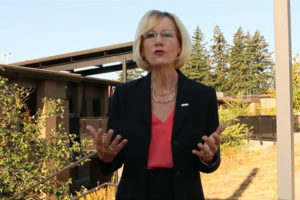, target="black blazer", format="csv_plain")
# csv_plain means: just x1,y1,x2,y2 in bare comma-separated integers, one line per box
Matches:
98,70,220,200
